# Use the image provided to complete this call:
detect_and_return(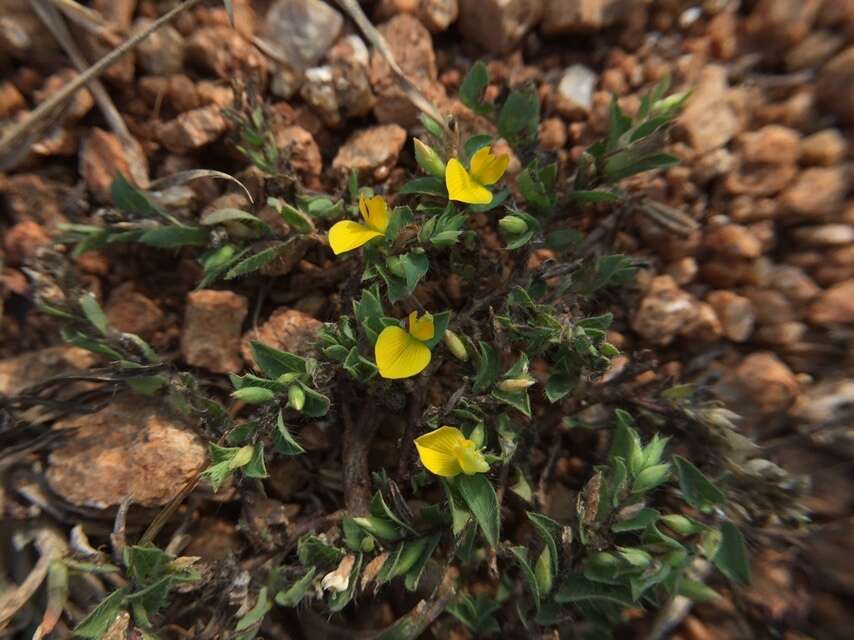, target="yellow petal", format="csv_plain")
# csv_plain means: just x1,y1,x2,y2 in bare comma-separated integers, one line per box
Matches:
408,311,435,342
375,325,432,379
470,145,509,186
328,220,384,255
445,158,493,205
364,195,390,233
415,426,466,477
456,444,490,475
